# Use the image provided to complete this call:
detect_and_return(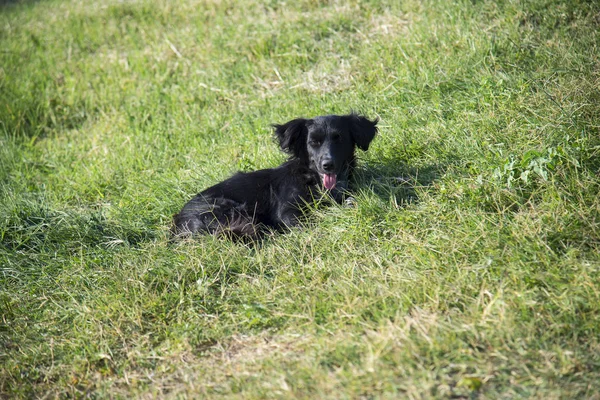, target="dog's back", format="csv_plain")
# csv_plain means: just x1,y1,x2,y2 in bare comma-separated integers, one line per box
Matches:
172,160,319,238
